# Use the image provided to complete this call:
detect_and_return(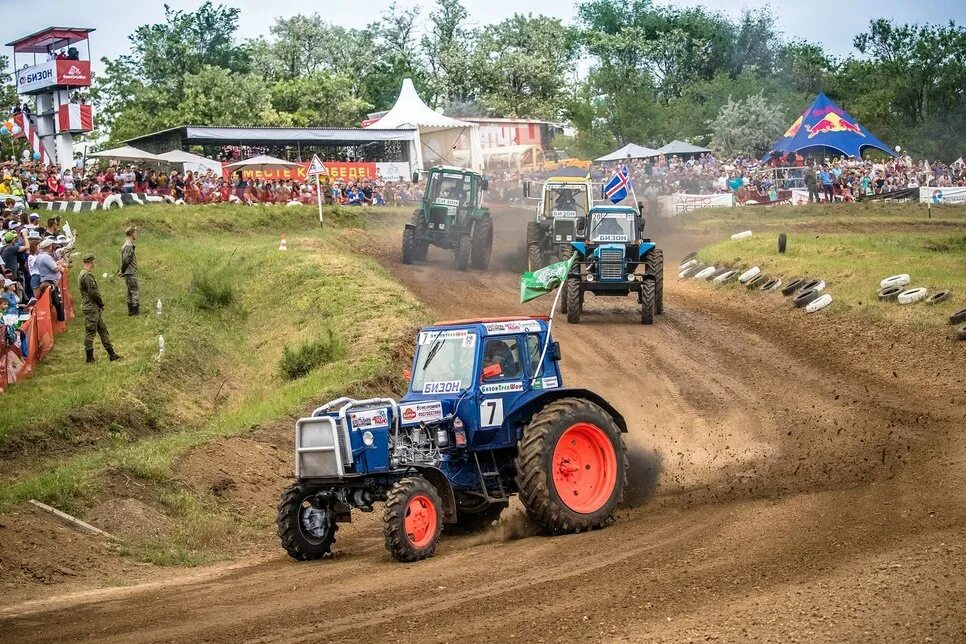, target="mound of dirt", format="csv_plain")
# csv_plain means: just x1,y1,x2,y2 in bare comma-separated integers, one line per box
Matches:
0,505,122,590
177,436,291,512
85,498,172,541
